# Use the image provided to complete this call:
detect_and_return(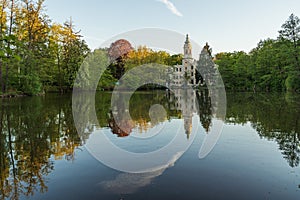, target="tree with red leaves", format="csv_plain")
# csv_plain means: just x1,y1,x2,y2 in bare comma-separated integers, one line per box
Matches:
108,39,133,61
108,39,133,80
